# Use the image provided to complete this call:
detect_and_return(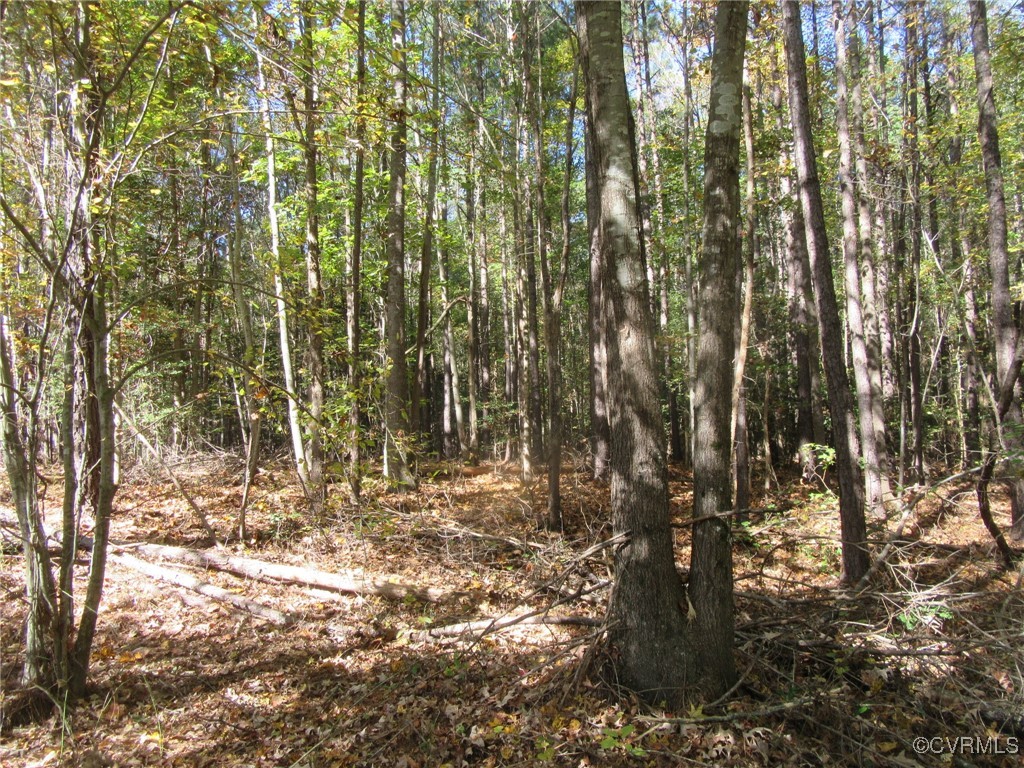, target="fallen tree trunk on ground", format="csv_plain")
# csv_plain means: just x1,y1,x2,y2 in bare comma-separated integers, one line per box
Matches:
123,542,449,602
404,612,603,644
111,551,293,625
